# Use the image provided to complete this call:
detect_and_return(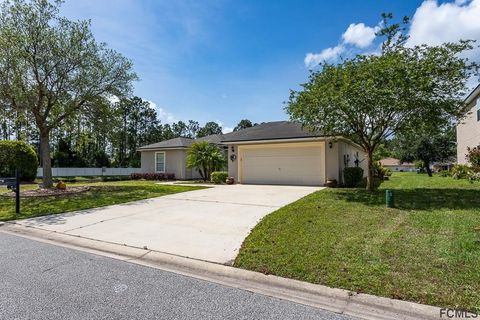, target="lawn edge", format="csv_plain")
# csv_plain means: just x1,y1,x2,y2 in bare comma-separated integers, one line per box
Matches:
1,223,442,320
